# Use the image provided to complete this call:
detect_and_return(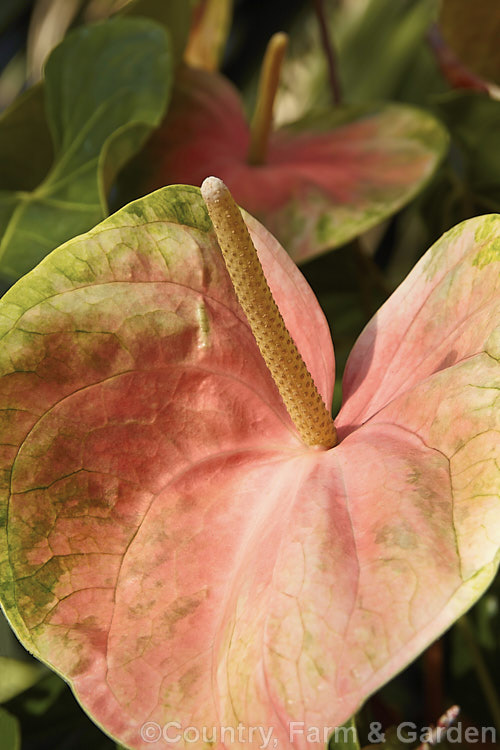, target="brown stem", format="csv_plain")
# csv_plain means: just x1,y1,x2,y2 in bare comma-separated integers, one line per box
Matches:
422,639,444,723
312,0,342,105
427,24,489,94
